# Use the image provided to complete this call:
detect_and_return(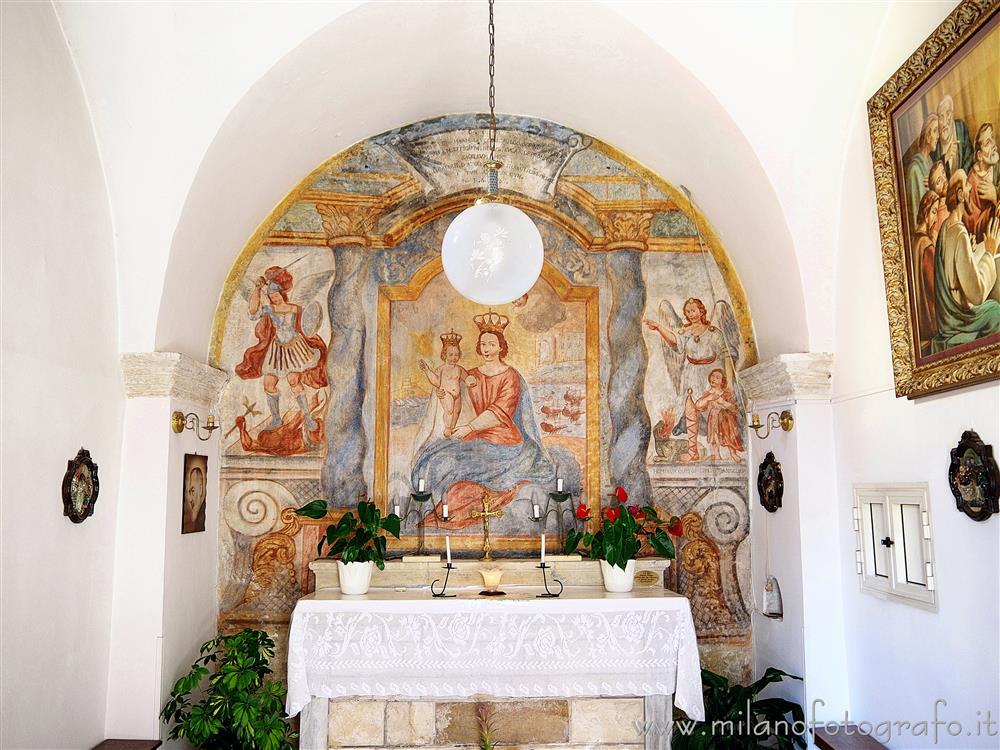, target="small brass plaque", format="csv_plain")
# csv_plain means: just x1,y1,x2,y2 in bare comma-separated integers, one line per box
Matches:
633,570,660,586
